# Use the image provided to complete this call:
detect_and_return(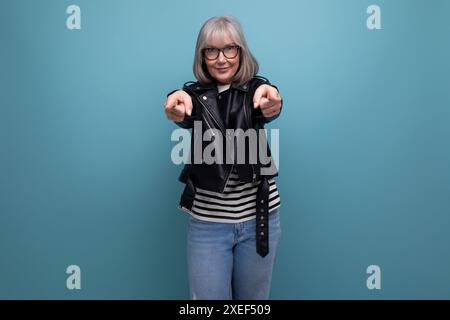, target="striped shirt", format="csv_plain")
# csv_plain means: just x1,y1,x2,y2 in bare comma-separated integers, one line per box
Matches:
183,168,281,223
